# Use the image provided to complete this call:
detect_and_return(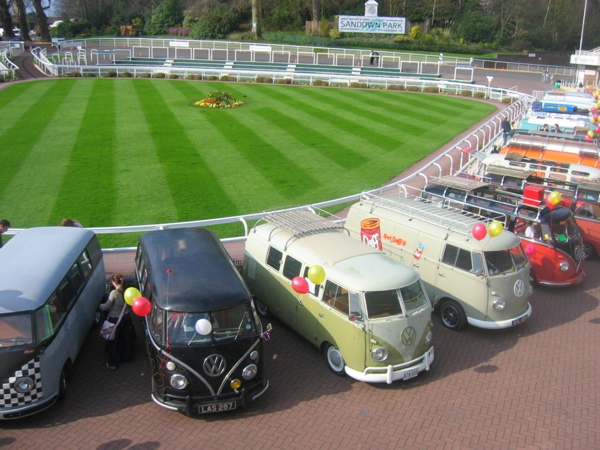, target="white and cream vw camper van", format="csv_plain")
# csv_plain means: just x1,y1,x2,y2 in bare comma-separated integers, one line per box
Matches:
345,192,533,331
242,208,434,384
